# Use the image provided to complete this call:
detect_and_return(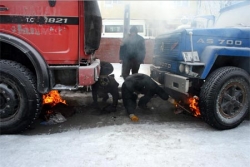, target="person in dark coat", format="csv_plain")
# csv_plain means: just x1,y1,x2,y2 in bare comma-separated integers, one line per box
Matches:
91,61,119,113
119,26,146,79
122,73,169,121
